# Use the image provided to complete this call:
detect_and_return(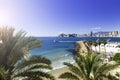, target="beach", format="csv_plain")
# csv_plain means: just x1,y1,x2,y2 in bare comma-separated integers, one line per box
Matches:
49,63,77,80
49,67,69,80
